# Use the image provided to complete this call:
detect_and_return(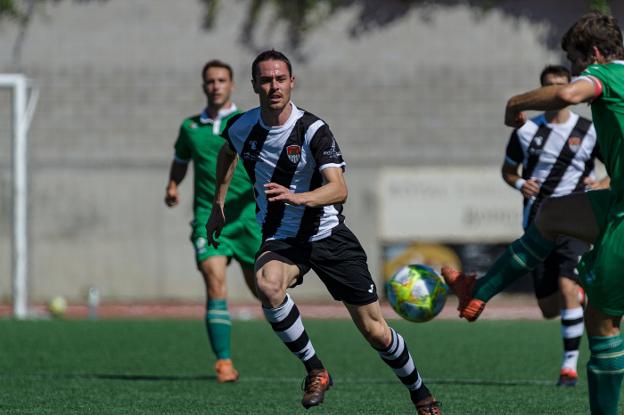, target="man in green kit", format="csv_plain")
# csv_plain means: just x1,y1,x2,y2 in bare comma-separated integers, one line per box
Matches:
442,12,624,414
165,60,261,383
